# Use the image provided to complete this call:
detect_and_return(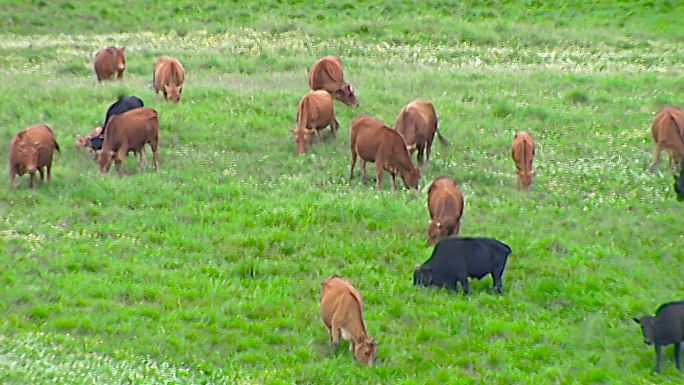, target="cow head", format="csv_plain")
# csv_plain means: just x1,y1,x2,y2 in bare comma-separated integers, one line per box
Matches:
164,84,182,103
75,134,88,149
427,220,446,247
633,316,656,345
400,166,421,189
352,336,377,366
413,265,431,286
290,128,315,155
518,170,534,191
334,83,359,107
18,139,40,173
675,162,684,201
116,47,126,72
97,150,116,173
